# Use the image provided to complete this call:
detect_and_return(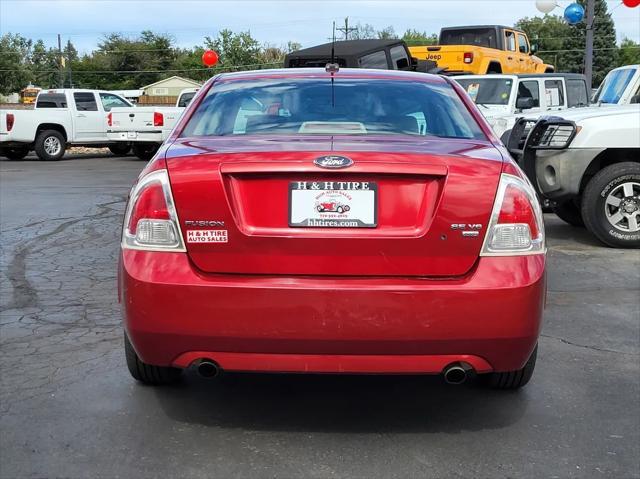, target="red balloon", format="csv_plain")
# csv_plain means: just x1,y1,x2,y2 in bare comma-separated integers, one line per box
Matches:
623,0,640,7
202,50,219,67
